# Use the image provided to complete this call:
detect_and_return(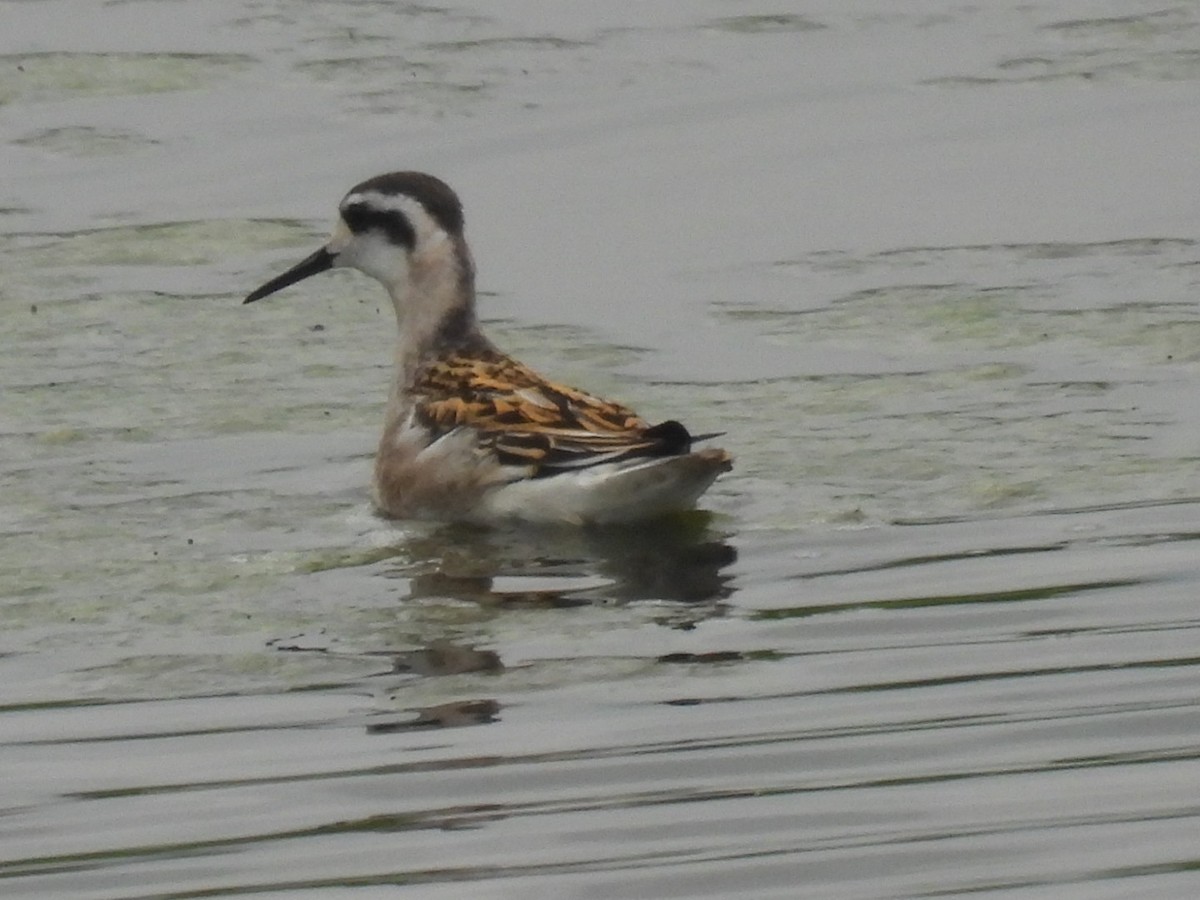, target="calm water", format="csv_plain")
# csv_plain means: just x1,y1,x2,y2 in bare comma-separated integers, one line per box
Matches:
3,1,1200,897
